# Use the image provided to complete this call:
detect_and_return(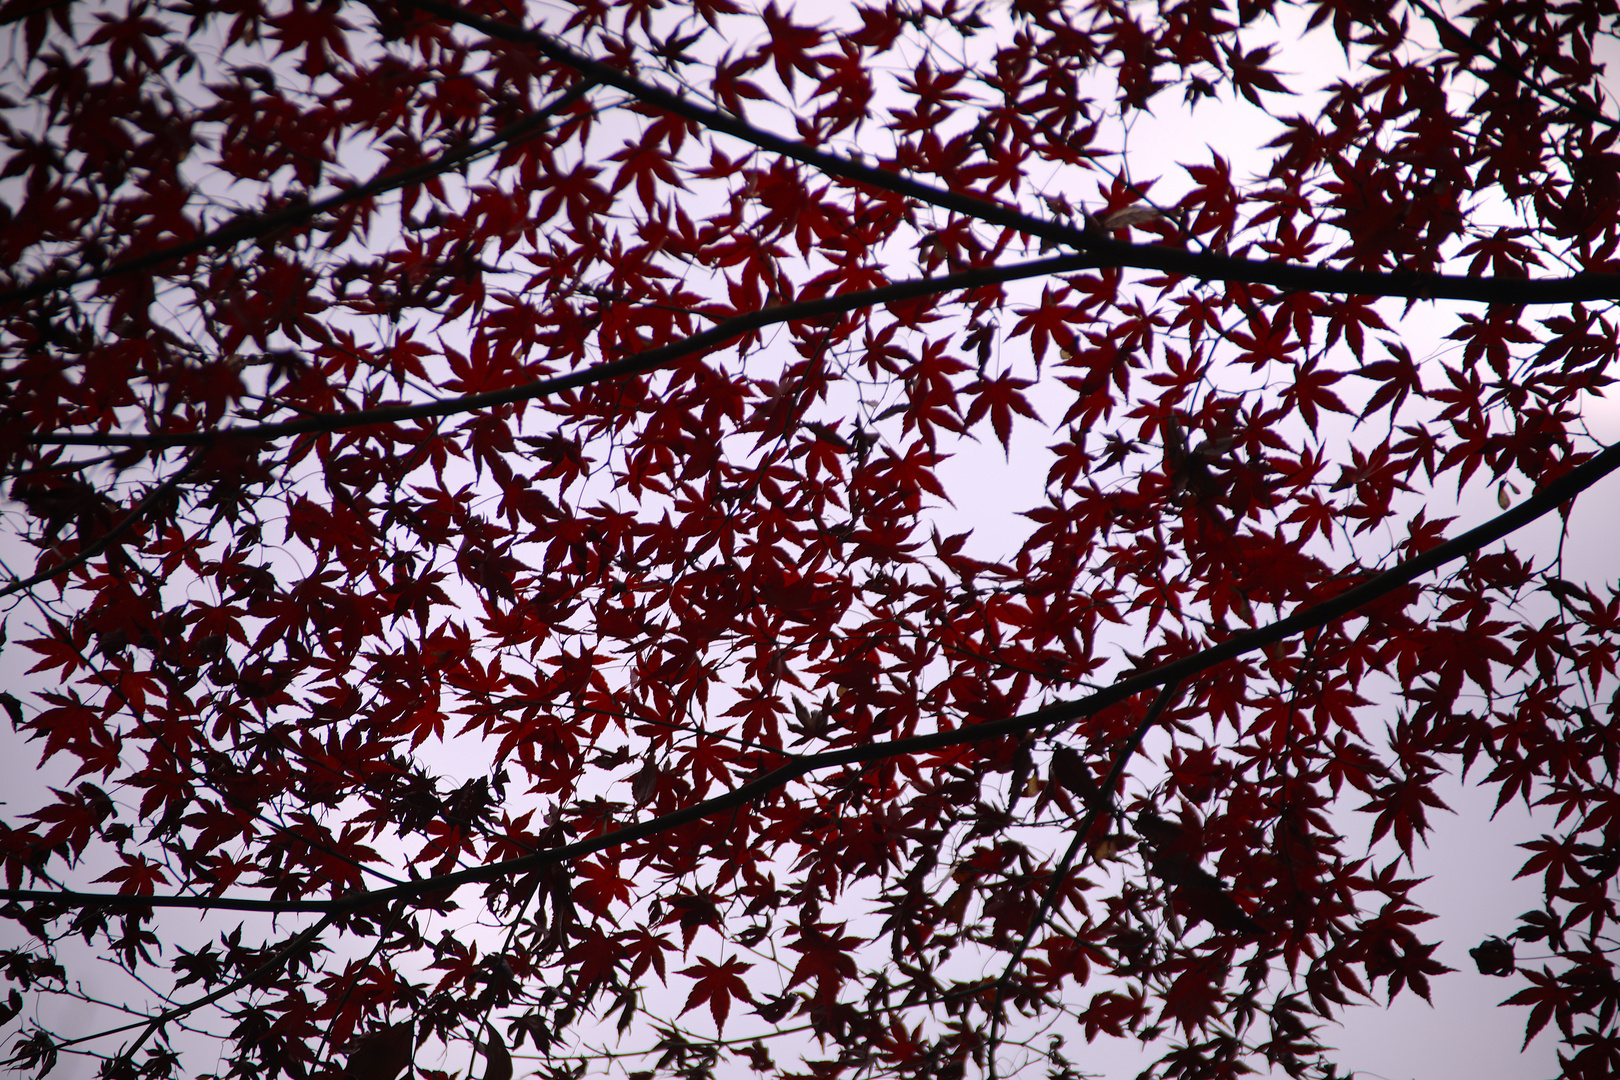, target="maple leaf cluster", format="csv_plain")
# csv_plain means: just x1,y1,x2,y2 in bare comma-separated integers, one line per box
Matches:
2,1,1620,1080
